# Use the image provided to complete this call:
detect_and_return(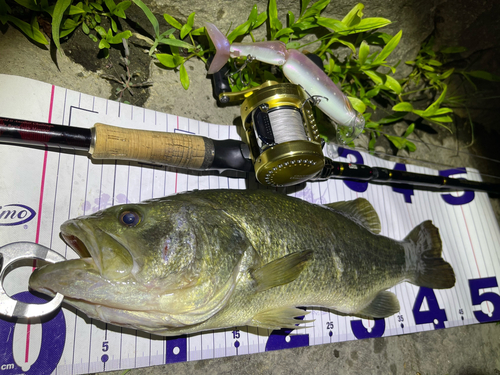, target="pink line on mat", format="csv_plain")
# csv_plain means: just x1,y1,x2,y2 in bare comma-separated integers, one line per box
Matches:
34,85,55,244
26,84,56,365
175,116,179,193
